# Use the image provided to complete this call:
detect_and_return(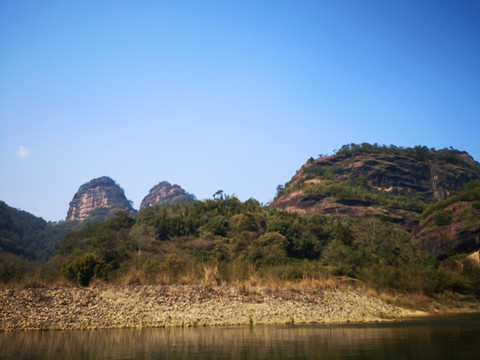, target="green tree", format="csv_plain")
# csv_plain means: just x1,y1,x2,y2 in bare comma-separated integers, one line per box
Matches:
249,232,289,266
160,254,184,281
61,253,114,286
